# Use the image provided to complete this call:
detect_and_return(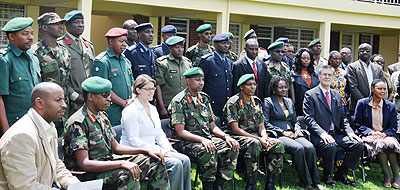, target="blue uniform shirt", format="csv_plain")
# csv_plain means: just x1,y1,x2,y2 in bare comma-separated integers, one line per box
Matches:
124,42,156,79
152,42,169,59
